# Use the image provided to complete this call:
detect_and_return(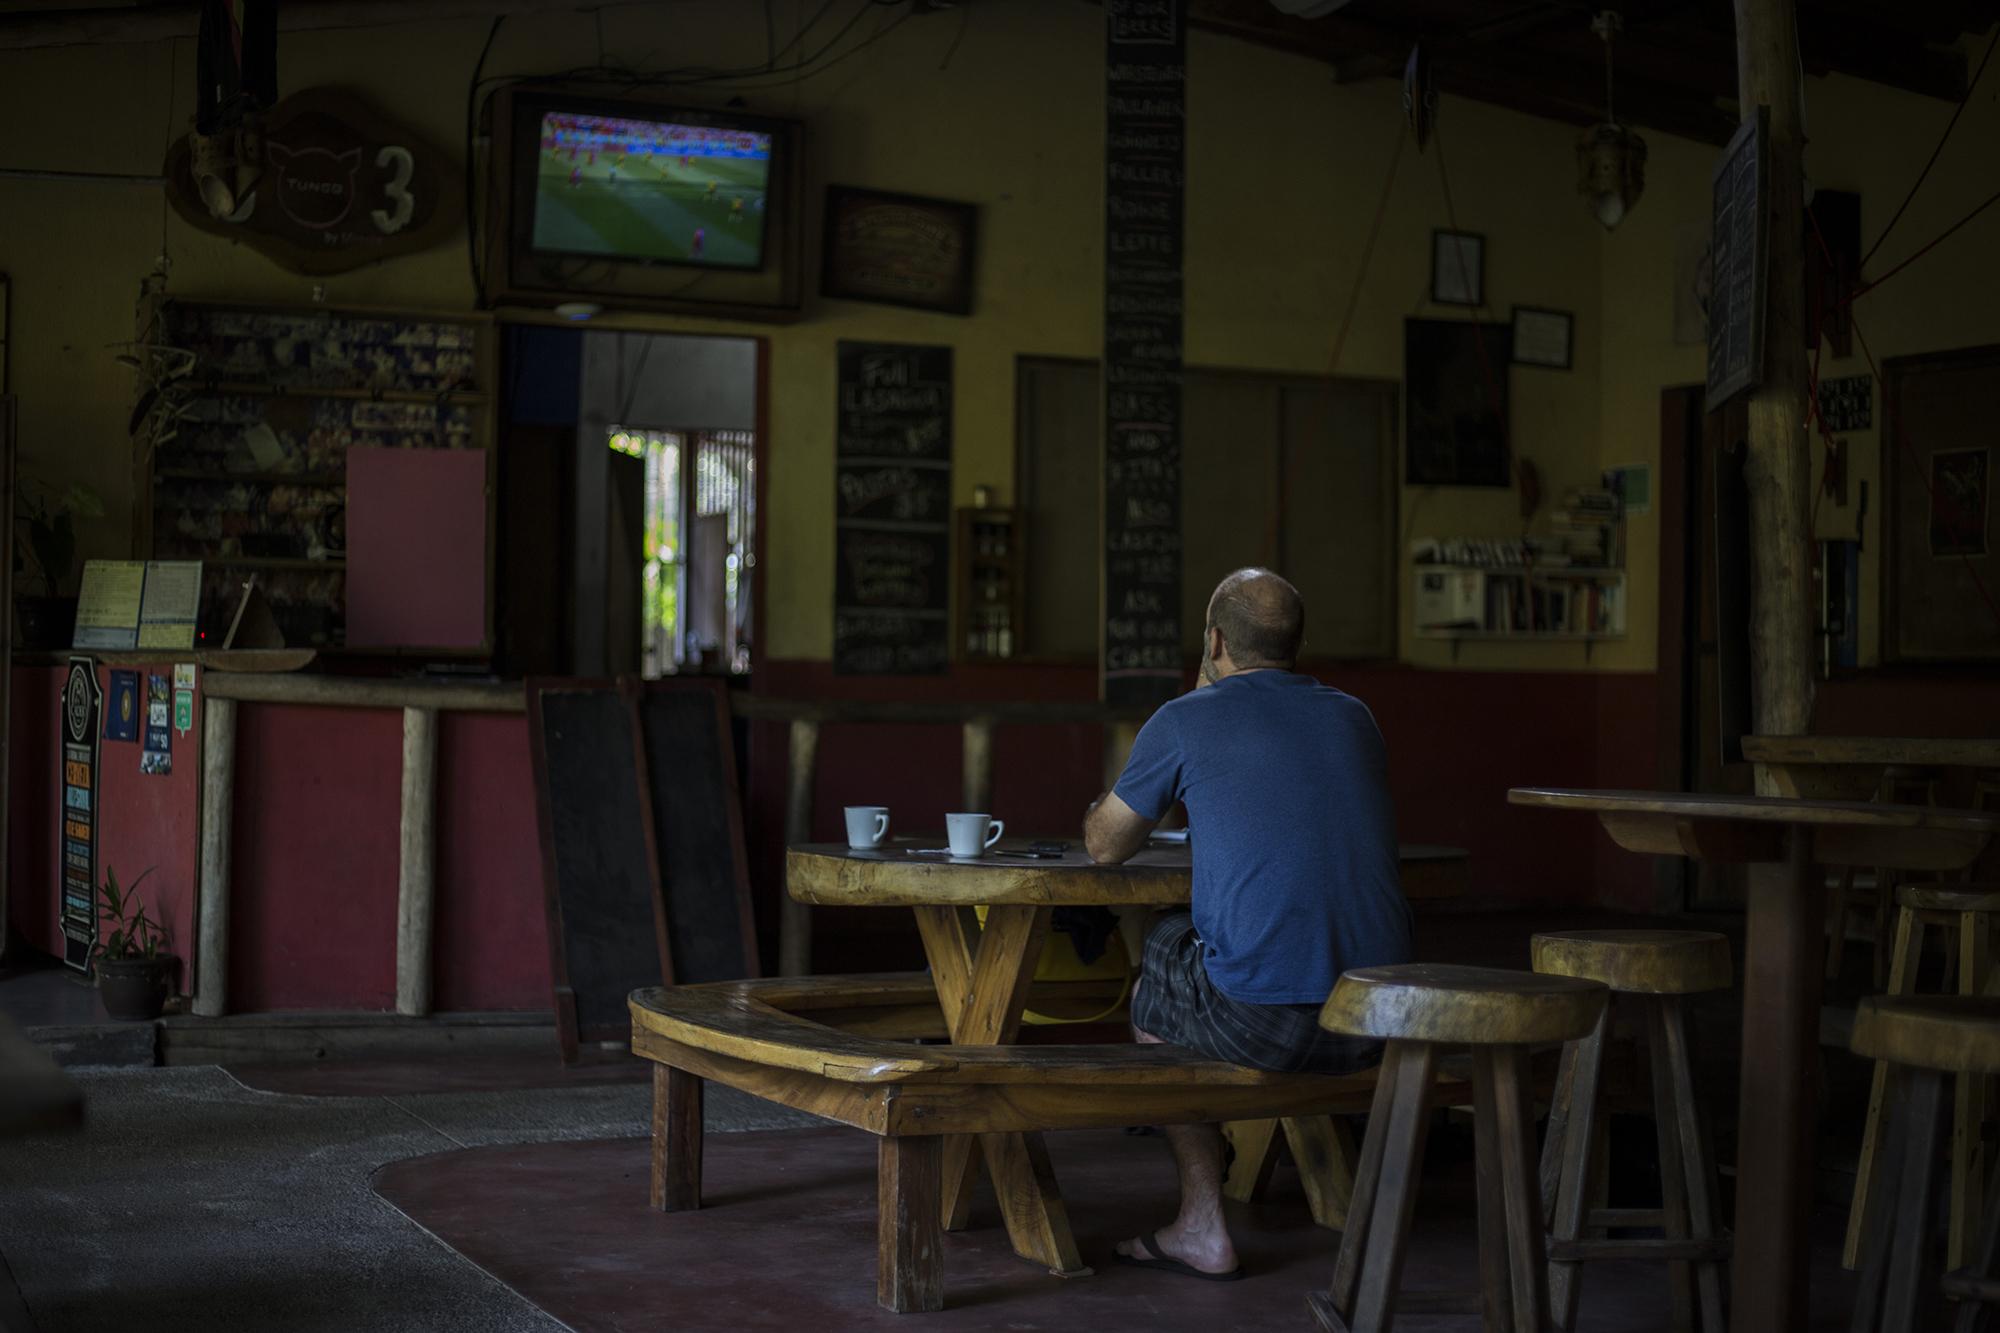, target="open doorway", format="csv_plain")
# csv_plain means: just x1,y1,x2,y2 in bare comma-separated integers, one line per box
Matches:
578,332,760,678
